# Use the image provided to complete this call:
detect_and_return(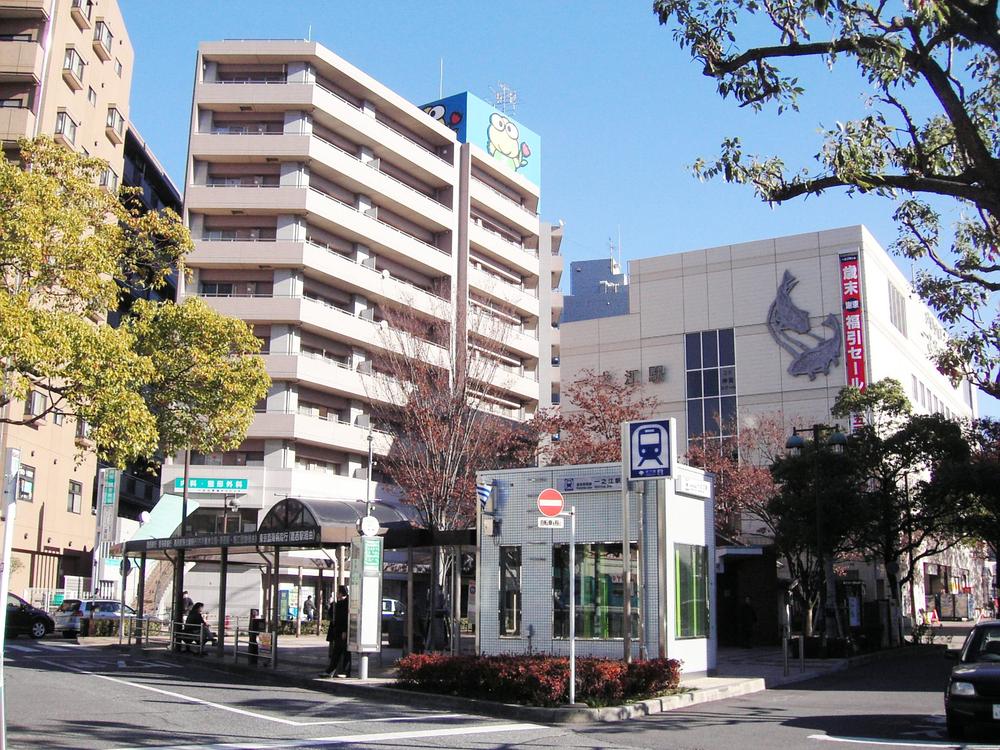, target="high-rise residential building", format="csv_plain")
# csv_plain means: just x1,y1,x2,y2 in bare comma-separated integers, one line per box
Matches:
0,0,133,595
169,40,562,530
